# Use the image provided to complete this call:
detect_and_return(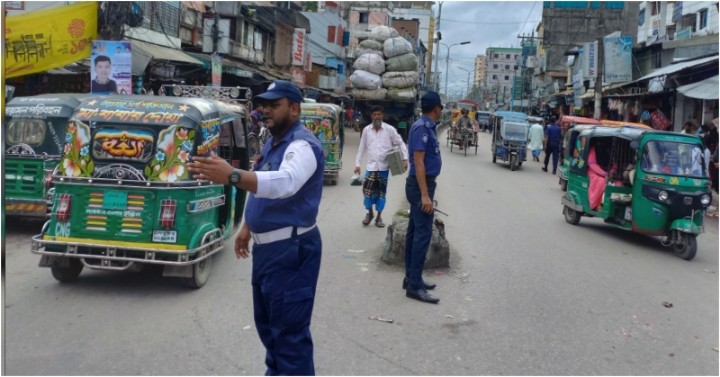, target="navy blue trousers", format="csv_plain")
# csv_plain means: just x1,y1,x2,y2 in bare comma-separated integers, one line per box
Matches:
251,227,322,376
544,144,560,172
404,175,436,290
